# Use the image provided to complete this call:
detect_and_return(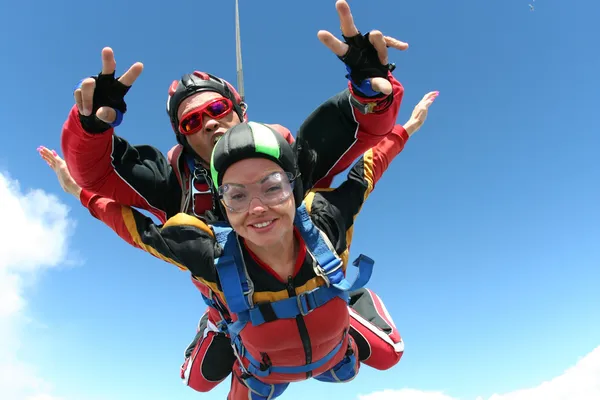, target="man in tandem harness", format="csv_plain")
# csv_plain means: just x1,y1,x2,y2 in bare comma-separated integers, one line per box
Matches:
58,1,414,393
